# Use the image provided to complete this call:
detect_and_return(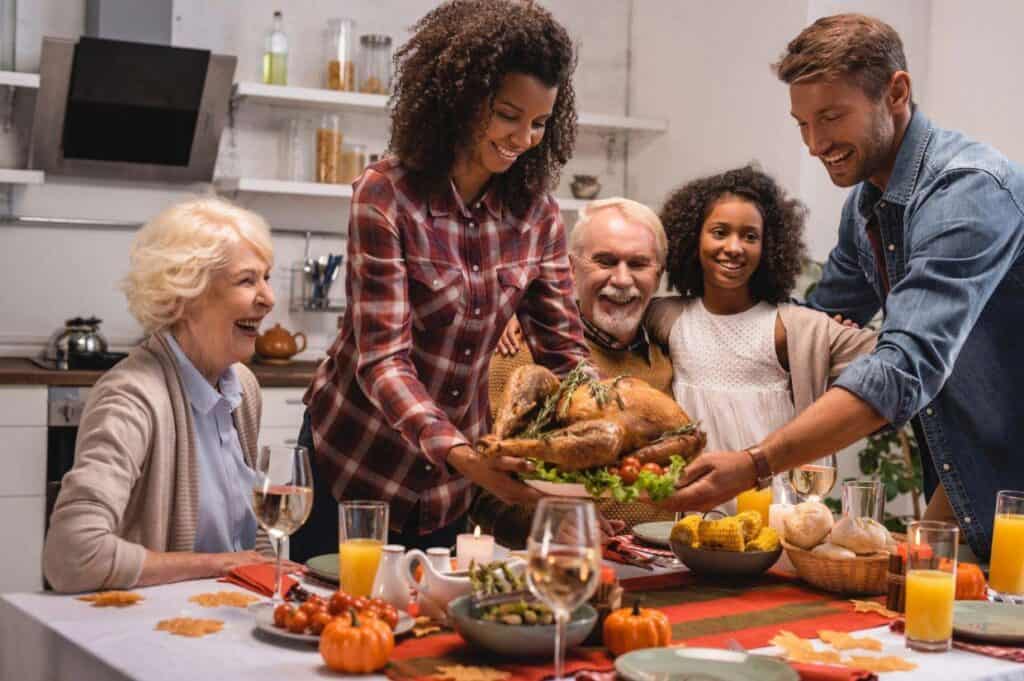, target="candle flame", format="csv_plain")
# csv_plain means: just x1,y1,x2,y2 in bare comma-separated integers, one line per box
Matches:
474,525,481,538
